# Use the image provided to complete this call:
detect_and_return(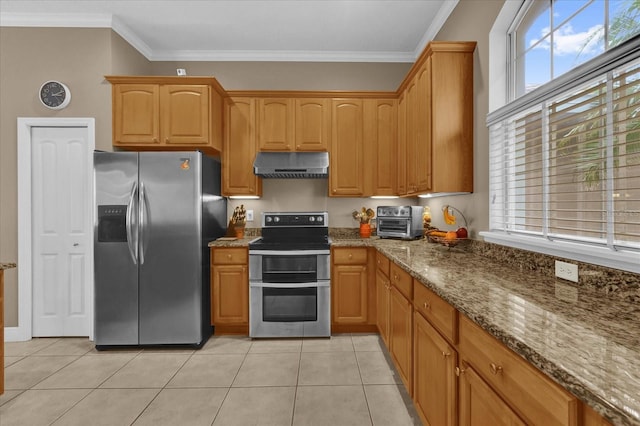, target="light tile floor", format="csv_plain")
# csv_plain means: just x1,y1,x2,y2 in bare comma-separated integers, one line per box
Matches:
1,334,421,426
